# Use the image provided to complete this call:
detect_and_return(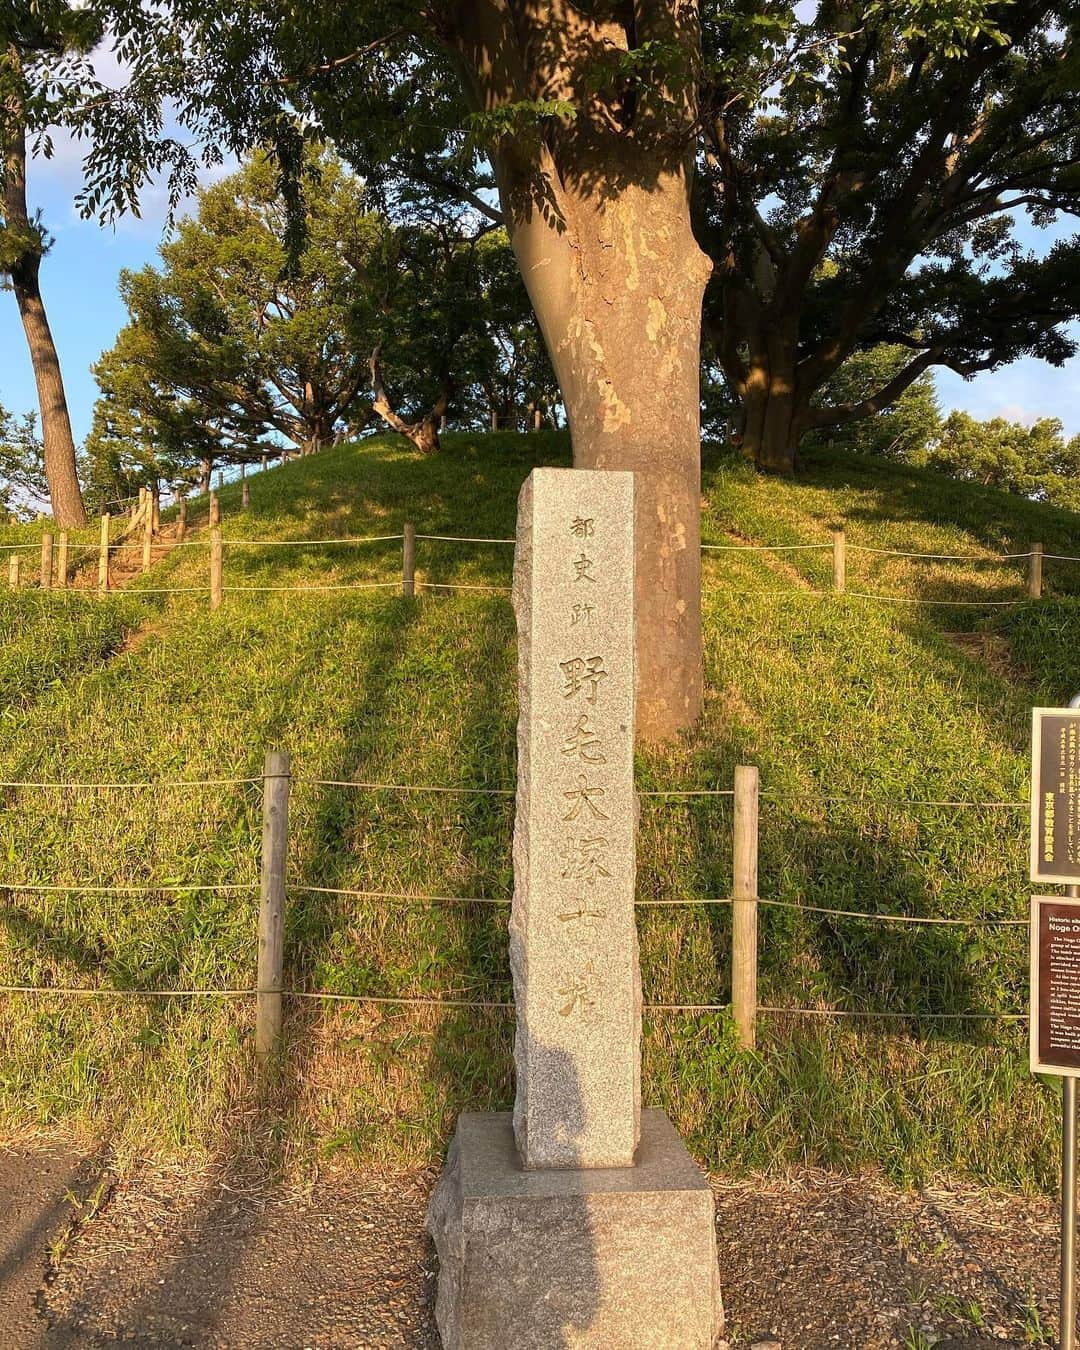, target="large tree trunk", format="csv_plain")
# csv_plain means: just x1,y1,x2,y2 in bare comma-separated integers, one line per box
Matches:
501,157,711,743
2,113,87,527
369,346,448,455
741,387,804,474
738,325,806,474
